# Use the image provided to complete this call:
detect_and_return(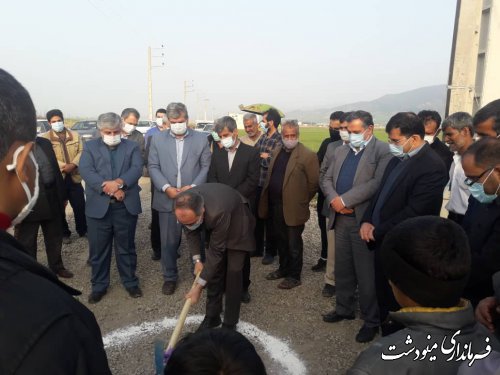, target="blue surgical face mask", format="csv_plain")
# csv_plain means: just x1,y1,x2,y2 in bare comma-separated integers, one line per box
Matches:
389,138,411,158
259,122,268,134
349,129,367,148
468,169,499,204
